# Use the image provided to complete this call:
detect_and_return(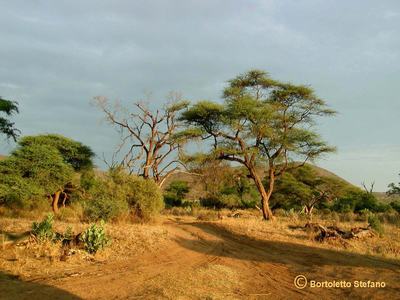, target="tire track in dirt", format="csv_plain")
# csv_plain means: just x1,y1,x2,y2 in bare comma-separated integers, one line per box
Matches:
24,218,400,299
